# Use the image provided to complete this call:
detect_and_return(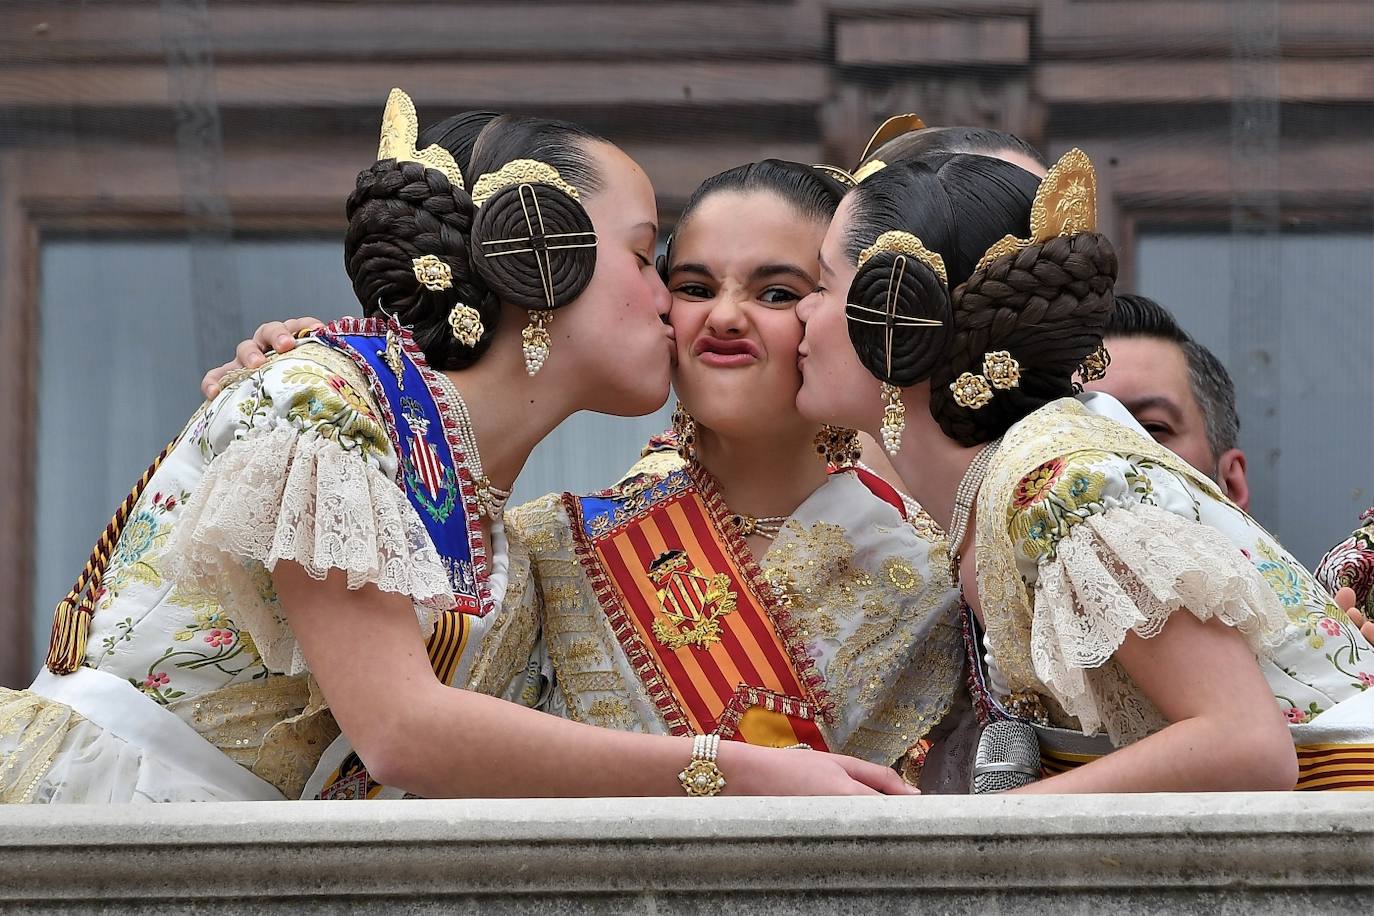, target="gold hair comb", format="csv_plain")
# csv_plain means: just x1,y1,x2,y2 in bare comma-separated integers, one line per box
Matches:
376,88,465,191
471,159,581,207
973,148,1097,273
